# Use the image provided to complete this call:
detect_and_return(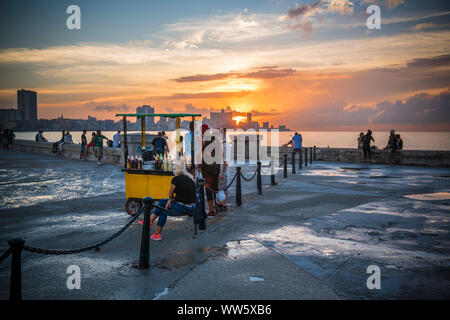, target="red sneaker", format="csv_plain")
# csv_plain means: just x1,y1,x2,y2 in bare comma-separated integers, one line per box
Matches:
207,210,217,217
150,232,162,241
138,220,153,227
